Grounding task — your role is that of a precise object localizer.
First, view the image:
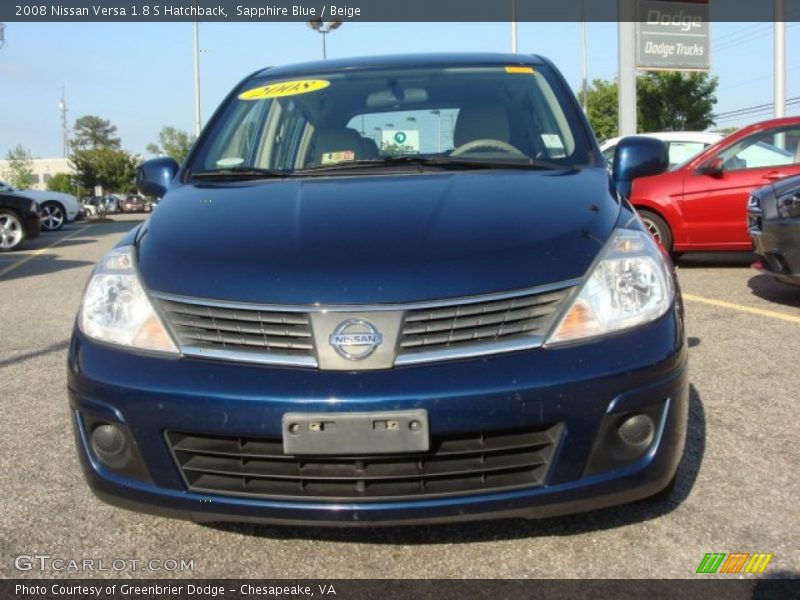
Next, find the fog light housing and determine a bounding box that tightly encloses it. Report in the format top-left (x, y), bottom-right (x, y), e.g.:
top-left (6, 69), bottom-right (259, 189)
top-left (584, 400), bottom-right (668, 476)
top-left (617, 414), bottom-right (655, 448)
top-left (90, 423), bottom-right (130, 469)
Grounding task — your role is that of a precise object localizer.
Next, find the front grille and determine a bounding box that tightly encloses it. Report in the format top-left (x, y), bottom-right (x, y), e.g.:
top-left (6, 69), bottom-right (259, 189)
top-left (167, 424), bottom-right (563, 501)
top-left (399, 288), bottom-right (571, 353)
top-left (159, 298), bottom-right (315, 360)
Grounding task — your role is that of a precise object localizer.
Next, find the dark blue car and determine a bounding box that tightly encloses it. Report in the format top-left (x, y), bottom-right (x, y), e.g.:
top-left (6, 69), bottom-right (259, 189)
top-left (68, 54), bottom-right (687, 526)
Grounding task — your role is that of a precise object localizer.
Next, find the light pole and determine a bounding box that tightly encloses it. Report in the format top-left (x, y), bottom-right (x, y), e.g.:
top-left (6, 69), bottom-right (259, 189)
top-left (580, 0), bottom-right (588, 114)
top-left (775, 0), bottom-right (786, 119)
top-left (58, 84), bottom-right (69, 158)
top-left (307, 20), bottom-right (343, 60)
top-left (193, 17), bottom-right (201, 137)
top-left (510, 0), bottom-right (518, 52)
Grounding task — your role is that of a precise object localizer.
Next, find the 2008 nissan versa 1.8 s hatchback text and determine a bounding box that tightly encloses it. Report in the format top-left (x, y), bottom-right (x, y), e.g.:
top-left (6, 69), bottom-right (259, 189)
top-left (68, 54), bottom-right (687, 526)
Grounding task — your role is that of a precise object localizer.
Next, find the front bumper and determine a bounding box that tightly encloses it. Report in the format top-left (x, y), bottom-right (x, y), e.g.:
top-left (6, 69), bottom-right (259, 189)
top-left (751, 218), bottom-right (800, 285)
top-left (65, 203), bottom-right (79, 222)
top-left (68, 306), bottom-right (688, 526)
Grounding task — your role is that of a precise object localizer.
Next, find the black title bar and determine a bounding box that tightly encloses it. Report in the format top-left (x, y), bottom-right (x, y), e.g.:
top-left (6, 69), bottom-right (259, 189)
top-left (2, 0), bottom-right (800, 22)
top-left (5, 579), bottom-right (800, 600)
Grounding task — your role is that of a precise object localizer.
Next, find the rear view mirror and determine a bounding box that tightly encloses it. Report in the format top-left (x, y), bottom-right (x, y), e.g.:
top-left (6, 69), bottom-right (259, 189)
top-left (612, 136), bottom-right (669, 200)
top-left (698, 157), bottom-right (724, 177)
top-left (136, 157), bottom-right (179, 198)
top-left (366, 88), bottom-right (428, 108)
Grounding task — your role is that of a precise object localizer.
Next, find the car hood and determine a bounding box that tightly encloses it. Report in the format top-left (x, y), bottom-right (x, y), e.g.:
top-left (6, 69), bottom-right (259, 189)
top-left (769, 173), bottom-right (800, 196)
top-left (137, 168), bottom-right (619, 304)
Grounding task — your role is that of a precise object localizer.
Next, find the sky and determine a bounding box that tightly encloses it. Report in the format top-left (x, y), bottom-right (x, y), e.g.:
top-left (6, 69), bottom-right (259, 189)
top-left (0, 19), bottom-right (798, 160)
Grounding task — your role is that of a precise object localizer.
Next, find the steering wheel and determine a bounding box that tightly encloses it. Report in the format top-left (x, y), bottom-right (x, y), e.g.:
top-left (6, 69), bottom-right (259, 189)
top-left (451, 138), bottom-right (526, 157)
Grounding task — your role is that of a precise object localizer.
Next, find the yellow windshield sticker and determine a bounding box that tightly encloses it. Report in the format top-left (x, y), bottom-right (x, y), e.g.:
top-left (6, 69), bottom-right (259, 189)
top-left (505, 66), bottom-right (535, 74)
top-left (239, 79), bottom-right (330, 100)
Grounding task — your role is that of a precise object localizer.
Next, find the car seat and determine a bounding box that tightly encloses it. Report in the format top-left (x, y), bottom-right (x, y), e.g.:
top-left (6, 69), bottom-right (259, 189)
top-left (307, 128), bottom-right (365, 165)
top-left (453, 105), bottom-right (512, 149)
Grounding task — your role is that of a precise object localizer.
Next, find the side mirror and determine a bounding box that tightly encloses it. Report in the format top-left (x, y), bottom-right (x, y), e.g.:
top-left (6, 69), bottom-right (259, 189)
top-left (136, 157), bottom-right (179, 198)
top-left (697, 157), bottom-right (724, 177)
top-left (612, 136), bottom-right (669, 200)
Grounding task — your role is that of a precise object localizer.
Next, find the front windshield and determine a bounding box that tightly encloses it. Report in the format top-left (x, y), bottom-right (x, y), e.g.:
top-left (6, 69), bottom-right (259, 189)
top-left (189, 64), bottom-right (591, 176)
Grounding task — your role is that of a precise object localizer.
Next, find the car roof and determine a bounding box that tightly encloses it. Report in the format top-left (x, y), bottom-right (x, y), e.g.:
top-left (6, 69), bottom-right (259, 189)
top-left (252, 53), bottom-right (547, 79)
top-left (600, 131), bottom-right (722, 149)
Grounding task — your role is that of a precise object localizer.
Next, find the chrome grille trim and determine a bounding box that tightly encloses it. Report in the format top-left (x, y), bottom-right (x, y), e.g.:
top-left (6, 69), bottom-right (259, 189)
top-left (152, 279), bottom-right (578, 368)
top-left (157, 298), bottom-right (318, 367)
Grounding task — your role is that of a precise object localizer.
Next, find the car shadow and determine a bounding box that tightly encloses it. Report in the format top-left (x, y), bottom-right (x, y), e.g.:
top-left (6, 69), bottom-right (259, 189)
top-left (0, 254), bottom-right (94, 282)
top-left (0, 219), bottom-right (145, 282)
top-left (0, 340), bottom-right (70, 368)
top-left (674, 252), bottom-right (755, 268)
top-left (204, 385), bottom-right (706, 544)
top-left (747, 274), bottom-right (800, 308)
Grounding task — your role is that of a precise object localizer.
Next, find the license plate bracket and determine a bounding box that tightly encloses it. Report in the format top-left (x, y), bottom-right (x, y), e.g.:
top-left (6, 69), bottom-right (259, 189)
top-left (282, 410), bottom-right (429, 455)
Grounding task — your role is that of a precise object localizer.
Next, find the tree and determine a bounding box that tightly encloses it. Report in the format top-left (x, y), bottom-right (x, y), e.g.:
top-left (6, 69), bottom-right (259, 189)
top-left (71, 148), bottom-right (138, 193)
top-left (637, 71), bottom-right (718, 132)
top-left (2, 145), bottom-right (35, 189)
top-left (584, 79), bottom-right (620, 142)
top-left (71, 115), bottom-right (121, 151)
top-left (146, 126), bottom-right (195, 164)
top-left (69, 115), bottom-right (136, 193)
top-left (46, 172), bottom-right (75, 194)
top-left (583, 72), bottom-right (718, 141)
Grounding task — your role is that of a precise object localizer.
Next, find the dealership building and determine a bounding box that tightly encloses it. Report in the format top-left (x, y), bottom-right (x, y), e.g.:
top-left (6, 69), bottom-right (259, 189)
top-left (0, 157), bottom-right (74, 191)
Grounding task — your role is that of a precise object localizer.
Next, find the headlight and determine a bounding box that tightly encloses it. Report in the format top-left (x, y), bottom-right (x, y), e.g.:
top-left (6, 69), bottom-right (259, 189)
top-left (547, 229), bottom-right (674, 345)
top-left (79, 246), bottom-right (178, 354)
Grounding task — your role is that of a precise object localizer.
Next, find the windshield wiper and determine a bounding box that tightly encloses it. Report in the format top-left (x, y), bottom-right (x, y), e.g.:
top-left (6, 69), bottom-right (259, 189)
top-left (299, 155), bottom-right (564, 173)
top-left (191, 166), bottom-right (293, 180)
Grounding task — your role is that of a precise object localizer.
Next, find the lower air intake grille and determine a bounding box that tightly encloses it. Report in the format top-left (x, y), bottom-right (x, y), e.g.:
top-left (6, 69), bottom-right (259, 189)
top-left (167, 424), bottom-right (563, 502)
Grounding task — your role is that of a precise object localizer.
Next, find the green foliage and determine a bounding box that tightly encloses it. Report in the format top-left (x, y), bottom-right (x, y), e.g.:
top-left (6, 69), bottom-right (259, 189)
top-left (69, 115), bottom-right (136, 193)
top-left (46, 172), bottom-right (75, 194)
top-left (584, 72), bottom-right (719, 140)
top-left (71, 115), bottom-right (121, 151)
top-left (146, 126), bottom-right (195, 164)
top-left (585, 79), bottom-right (620, 142)
top-left (70, 148), bottom-right (138, 193)
top-left (637, 72), bottom-right (718, 132)
top-left (2, 145), bottom-right (35, 189)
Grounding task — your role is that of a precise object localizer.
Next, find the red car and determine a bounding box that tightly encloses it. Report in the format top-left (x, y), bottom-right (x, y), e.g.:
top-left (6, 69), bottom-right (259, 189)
top-left (630, 117), bottom-right (800, 253)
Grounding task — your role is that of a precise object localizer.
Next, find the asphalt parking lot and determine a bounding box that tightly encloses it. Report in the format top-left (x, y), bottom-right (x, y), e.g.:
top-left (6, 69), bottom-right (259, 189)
top-left (1, 214), bottom-right (798, 579)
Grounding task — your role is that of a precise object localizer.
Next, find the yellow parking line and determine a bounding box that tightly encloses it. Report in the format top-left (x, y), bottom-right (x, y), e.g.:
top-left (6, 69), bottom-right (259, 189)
top-left (0, 224), bottom-right (93, 279)
top-left (683, 293), bottom-right (800, 325)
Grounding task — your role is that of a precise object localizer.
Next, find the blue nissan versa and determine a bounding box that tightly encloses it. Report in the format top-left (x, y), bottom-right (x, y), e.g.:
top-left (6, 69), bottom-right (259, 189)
top-left (68, 54), bottom-right (687, 526)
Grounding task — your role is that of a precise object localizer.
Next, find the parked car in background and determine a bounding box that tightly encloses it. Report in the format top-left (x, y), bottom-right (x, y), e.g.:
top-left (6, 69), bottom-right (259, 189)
top-left (81, 196), bottom-right (102, 217)
top-left (104, 195), bottom-right (122, 214)
top-left (628, 117), bottom-right (800, 253)
top-left (601, 131), bottom-right (722, 170)
top-left (0, 180), bottom-right (80, 231)
top-left (70, 53), bottom-right (686, 526)
top-left (0, 192), bottom-right (41, 252)
top-left (119, 194), bottom-right (149, 213)
top-left (749, 173), bottom-right (800, 285)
